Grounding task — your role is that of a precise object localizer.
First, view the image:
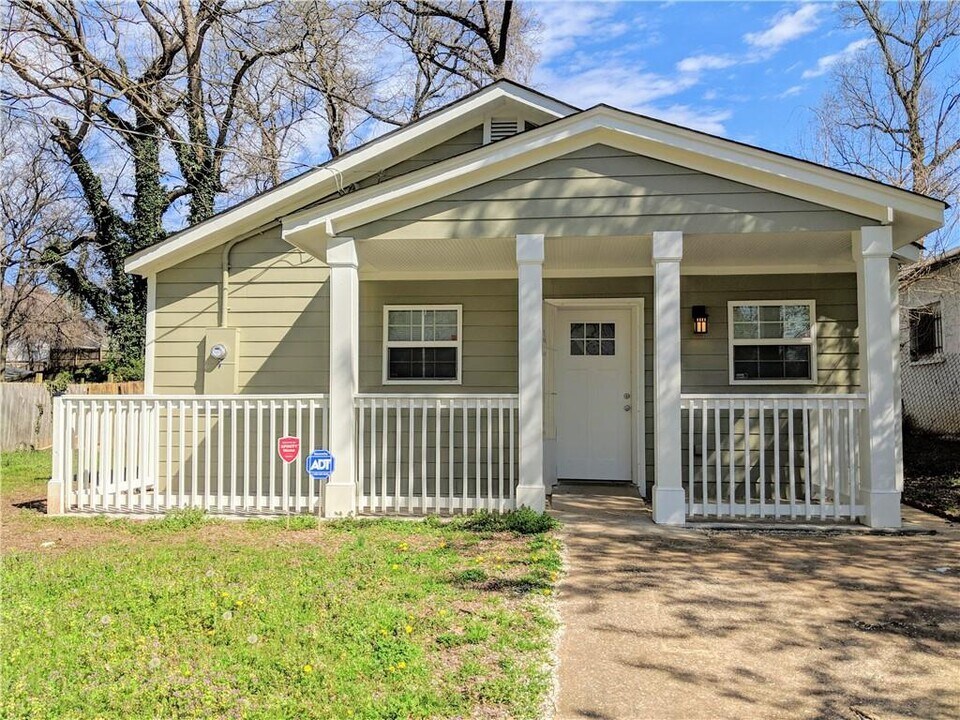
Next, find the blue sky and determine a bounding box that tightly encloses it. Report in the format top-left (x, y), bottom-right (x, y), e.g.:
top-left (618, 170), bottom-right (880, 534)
top-left (529, 1), bottom-right (869, 154)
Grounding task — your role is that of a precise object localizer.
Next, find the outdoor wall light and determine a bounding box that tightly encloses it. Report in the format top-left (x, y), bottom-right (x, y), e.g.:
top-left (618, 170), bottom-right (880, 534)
top-left (692, 306), bottom-right (709, 335)
top-left (209, 343), bottom-right (228, 362)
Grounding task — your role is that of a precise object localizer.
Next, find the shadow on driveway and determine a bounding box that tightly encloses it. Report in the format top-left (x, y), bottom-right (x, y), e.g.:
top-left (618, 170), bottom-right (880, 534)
top-left (550, 485), bottom-right (960, 720)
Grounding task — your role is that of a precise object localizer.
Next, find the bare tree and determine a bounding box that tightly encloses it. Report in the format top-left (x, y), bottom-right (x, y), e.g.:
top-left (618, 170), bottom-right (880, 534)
top-left (358, 0), bottom-right (538, 126)
top-left (813, 1), bottom-right (960, 260)
top-left (1, 0), bottom-right (310, 373)
top-left (1, 0), bottom-right (541, 375)
top-left (0, 118), bottom-right (87, 375)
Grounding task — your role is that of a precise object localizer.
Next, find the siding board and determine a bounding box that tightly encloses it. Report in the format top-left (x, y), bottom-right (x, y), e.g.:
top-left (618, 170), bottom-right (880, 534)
top-left (353, 144), bottom-right (873, 241)
top-left (154, 228), bottom-right (329, 394)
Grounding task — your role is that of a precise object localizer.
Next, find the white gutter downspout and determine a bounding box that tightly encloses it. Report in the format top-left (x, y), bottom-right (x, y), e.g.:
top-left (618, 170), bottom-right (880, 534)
top-left (219, 237), bottom-right (244, 328)
top-left (219, 226), bottom-right (272, 327)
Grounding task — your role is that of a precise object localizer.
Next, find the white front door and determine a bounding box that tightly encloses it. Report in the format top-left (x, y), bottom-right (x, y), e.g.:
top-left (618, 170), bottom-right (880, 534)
top-left (555, 308), bottom-right (633, 481)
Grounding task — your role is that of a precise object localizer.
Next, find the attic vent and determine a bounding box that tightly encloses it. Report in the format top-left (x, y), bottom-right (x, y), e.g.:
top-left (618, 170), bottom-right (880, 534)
top-left (487, 117), bottom-right (522, 143)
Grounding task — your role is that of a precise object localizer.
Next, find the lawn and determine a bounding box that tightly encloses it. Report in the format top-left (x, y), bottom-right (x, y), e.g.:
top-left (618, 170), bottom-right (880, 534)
top-left (1, 449), bottom-right (52, 495)
top-left (1, 451), bottom-right (561, 720)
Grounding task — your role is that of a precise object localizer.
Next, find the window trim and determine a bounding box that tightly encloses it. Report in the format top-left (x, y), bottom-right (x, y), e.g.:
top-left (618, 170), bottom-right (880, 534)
top-left (382, 304), bottom-right (463, 385)
top-left (727, 300), bottom-right (818, 386)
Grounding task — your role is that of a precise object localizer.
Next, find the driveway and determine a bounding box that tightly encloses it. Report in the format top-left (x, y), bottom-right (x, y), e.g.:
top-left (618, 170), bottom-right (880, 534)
top-left (550, 485), bottom-right (960, 720)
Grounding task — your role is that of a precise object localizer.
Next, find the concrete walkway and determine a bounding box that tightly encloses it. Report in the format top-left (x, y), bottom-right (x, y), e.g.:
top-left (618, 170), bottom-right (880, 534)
top-left (549, 484), bottom-right (960, 720)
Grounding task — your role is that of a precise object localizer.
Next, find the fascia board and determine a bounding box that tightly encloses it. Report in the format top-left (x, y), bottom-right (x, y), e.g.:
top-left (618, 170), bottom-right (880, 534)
top-left (599, 111), bottom-right (944, 232)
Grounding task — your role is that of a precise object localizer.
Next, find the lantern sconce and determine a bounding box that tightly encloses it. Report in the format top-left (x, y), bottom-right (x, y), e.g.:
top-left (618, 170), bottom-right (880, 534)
top-left (692, 306), bottom-right (709, 335)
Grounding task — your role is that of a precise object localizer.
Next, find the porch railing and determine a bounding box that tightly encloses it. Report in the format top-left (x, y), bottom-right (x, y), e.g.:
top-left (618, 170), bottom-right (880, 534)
top-left (355, 394), bottom-right (519, 514)
top-left (52, 394), bottom-right (328, 514)
top-left (680, 394), bottom-right (867, 521)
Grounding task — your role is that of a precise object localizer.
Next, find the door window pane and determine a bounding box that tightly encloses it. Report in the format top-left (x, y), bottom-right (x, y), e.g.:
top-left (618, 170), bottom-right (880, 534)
top-left (571, 321), bottom-right (616, 357)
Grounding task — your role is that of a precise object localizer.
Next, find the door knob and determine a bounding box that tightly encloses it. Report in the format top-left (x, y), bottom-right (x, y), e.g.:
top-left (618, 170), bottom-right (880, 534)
top-left (624, 404), bottom-right (632, 412)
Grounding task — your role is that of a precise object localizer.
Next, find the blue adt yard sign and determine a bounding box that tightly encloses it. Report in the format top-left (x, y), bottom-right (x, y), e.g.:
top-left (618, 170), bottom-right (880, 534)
top-left (306, 449), bottom-right (335, 481)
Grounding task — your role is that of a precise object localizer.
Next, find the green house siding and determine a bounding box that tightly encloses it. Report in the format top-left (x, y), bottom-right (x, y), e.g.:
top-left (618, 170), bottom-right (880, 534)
top-left (352, 144), bottom-right (874, 241)
top-left (154, 228), bottom-right (329, 394)
top-left (359, 280), bottom-right (518, 394)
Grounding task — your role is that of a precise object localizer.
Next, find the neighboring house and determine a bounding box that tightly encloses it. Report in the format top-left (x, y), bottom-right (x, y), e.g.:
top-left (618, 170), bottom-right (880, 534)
top-left (5, 340), bottom-right (103, 375)
top-left (900, 248), bottom-right (960, 436)
top-left (2, 286), bottom-right (105, 376)
top-left (47, 81), bottom-right (945, 529)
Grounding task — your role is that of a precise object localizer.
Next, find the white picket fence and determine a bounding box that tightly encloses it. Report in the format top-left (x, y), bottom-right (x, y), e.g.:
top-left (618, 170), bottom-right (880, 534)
top-left (52, 395), bottom-right (328, 514)
top-left (355, 394), bottom-right (519, 514)
top-left (680, 394), bottom-right (867, 521)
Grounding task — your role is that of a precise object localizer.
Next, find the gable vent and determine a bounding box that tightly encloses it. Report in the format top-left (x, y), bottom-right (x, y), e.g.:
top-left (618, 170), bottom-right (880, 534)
top-left (487, 117), bottom-right (522, 143)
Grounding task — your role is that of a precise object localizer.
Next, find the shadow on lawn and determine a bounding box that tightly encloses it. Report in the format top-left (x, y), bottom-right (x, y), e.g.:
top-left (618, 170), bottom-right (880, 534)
top-left (12, 498), bottom-right (47, 513)
top-left (557, 502), bottom-right (959, 719)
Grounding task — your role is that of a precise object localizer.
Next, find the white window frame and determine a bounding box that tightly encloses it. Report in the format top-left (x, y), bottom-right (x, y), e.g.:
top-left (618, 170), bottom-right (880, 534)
top-left (727, 300), bottom-right (818, 385)
top-left (382, 304), bottom-right (463, 385)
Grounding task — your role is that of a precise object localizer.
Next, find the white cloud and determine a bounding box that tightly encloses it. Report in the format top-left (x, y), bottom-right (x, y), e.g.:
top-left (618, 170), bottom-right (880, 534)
top-left (744, 4), bottom-right (824, 52)
top-left (676, 54), bottom-right (738, 74)
top-left (777, 85), bottom-right (804, 99)
top-left (801, 38), bottom-right (873, 78)
top-left (535, 61), bottom-right (731, 135)
top-left (536, 64), bottom-right (699, 110)
top-left (639, 105), bottom-right (733, 135)
top-left (534, 2), bottom-right (630, 63)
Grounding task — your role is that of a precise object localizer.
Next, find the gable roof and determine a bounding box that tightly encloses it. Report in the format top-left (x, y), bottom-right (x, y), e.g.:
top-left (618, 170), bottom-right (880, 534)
top-left (125, 81), bottom-right (577, 275)
top-left (127, 80), bottom-right (946, 275)
top-left (281, 103), bottom-right (945, 253)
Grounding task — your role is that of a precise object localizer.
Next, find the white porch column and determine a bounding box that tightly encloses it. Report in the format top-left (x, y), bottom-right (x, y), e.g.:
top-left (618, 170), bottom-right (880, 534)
top-left (325, 236), bottom-right (359, 517)
top-left (652, 231), bottom-right (685, 525)
top-left (855, 226), bottom-right (901, 528)
top-left (890, 256), bottom-right (904, 493)
top-left (516, 233), bottom-right (545, 512)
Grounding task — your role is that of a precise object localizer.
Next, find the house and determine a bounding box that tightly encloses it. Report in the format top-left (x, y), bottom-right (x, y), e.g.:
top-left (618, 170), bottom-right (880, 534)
top-left (2, 285), bottom-right (105, 377)
top-left (900, 248), bottom-right (960, 436)
top-left (47, 81), bottom-right (946, 528)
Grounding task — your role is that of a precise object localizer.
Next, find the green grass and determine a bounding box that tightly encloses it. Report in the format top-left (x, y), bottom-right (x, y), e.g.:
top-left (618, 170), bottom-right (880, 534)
top-left (1, 449), bottom-right (52, 493)
top-left (1, 451), bottom-right (561, 719)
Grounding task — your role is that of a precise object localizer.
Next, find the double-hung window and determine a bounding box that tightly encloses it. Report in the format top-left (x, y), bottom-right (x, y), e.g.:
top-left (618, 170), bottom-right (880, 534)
top-left (383, 305), bottom-right (462, 384)
top-left (728, 300), bottom-right (817, 384)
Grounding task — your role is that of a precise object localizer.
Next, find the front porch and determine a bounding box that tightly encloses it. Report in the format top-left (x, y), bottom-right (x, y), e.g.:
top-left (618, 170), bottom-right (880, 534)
top-left (49, 228), bottom-right (904, 527)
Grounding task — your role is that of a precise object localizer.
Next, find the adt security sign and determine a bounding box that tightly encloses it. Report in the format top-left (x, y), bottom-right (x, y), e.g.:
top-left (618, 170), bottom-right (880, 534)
top-left (306, 449), bottom-right (335, 481)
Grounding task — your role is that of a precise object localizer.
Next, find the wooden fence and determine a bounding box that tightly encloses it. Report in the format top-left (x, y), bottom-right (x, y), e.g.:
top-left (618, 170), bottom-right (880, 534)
top-left (0, 381), bottom-right (143, 451)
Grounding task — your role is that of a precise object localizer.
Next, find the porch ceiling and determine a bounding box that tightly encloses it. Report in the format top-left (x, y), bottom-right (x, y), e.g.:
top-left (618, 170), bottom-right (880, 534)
top-left (355, 231), bottom-right (854, 277)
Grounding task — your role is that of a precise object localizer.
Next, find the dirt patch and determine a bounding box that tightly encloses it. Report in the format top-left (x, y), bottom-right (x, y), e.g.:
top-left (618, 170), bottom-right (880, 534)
top-left (0, 485), bottom-right (352, 555)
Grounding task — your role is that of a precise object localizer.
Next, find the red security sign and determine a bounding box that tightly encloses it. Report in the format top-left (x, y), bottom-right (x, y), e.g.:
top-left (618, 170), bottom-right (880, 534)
top-left (277, 436), bottom-right (300, 464)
